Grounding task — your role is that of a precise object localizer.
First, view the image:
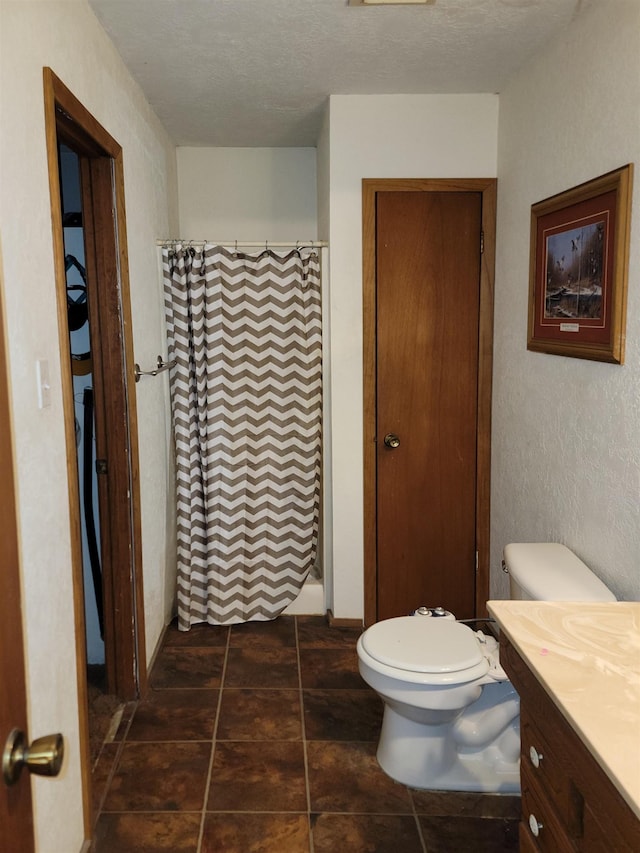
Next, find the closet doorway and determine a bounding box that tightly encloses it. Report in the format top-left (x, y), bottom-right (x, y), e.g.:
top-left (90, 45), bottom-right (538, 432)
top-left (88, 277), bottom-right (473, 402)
top-left (59, 144), bottom-right (106, 684)
top-left (43, 68), bottom-right (146, 827)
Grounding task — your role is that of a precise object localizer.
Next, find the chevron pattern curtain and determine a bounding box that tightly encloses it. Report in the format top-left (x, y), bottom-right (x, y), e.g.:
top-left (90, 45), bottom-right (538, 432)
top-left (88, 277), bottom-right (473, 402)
top-left (162, 244), bottom-right (322, 629)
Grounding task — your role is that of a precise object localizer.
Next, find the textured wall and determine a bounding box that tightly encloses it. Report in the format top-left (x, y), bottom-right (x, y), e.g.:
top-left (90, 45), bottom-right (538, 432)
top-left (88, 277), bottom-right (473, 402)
top-left (0, 2), bottom-right (177, 849)
top-left (492, 0), bottom-right (640, 601)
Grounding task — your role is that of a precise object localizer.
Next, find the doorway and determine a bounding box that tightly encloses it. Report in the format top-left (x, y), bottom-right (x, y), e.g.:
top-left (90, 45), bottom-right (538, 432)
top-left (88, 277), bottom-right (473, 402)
top-left (59, 145), bottom-right (105, 675)
top-left (362, 178), bottom-right (496, 626)
top-left (43, 68), bottom-right (147, 829)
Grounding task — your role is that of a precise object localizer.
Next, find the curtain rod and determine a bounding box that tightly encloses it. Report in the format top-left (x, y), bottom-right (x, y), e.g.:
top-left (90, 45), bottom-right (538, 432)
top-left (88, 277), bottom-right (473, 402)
top-left (157, 239), bottom-right (328, 249)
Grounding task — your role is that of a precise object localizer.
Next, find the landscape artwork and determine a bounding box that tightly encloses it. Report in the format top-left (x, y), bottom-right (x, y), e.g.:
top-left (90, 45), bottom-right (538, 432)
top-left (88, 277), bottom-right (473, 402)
top-left (544, 219), bottom-right (606, 321)
top-left (527, 164), bottom-right (633, 364)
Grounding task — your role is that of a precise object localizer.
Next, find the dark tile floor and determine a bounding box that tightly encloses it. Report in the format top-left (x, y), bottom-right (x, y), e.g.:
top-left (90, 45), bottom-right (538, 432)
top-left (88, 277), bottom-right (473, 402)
top-left (90, 615), bottom-right (520, 852)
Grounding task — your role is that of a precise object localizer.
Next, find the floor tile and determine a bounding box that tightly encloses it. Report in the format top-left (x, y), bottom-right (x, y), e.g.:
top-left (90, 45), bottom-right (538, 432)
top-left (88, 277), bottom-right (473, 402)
top-left (201, 813), bottom-right (310, 853)
top-left (149, 646), bottom-right (225, 689)
top-left (111, 700), bottom-right (137, 741)
top-left (217, 688), bottom-right (302, 740)
top-left (92, 614), bottom-right (523, 853)
top-left (411, 788), bottom-right (521, 818)
top-left (303, 689), bottom-right (382, 741)
top-left (299, 648), bottom-right (366, 689)
top-left (418, 815), bottom-right (519, 852)
top-left (127, 689), bottom-right (218, 741)
top-left (163, 618), bottom-right (229, 647)
top-left (307, 741), bottom-right (413, 814)
top-left (91, 743), bottom-right (120, 816)
top-left (229, 614), bottom-right (297, 648)
top-left (224, 646), bottom-right (299, 688)
top-left (103, 741), bottom-right (211, 811)
top-left (297, 615), bottom-right (362, 648)
top-left (208, 740), bottom-right (307, 812)
top-left (311, 813), bottom-right (423, 853)
top-left (91, 812), bottom-right (201, 852)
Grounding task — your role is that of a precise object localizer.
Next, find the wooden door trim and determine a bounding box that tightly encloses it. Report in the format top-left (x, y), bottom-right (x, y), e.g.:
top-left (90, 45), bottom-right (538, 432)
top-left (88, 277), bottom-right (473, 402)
top-left (362, 178), bottom-right (497, 626)
top-left (0, 242), bottom-right (35, 853)
top-left (42, 70), bottom-right (92, 837)
top-left (43, 65), bottom-right (147, 835)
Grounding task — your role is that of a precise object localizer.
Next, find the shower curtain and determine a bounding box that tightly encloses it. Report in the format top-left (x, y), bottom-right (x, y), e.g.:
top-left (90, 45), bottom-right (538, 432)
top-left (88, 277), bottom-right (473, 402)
top-left (162, 244), bottom-right (322, 629)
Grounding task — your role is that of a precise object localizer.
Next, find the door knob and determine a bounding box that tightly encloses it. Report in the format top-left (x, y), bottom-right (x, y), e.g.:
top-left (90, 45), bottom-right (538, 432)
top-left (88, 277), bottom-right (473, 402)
top-left (2, 728), bottom-right (64, 786)
top-left (383, 433), bottom-right (400, 449)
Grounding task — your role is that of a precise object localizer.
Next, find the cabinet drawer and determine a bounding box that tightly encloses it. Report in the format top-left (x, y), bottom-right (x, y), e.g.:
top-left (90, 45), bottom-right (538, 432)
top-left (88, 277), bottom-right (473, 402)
top-left (521, 761), bottom-right (640, 853)
top-left (521, 702), bottom-right (639, 850)
top-left (520, 764), bottom-right (574, 853)
top-left (520, 711), bottom-right (582, 833)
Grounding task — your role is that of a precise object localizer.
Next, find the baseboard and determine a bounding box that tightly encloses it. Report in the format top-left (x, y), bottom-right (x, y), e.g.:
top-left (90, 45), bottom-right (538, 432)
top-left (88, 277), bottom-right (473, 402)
top-left (326, 609), bottom-right (363, 629)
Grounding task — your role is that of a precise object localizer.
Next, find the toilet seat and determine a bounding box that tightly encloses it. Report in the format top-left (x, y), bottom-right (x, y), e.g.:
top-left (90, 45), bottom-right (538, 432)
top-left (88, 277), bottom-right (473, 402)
top-left (360, 617), bottom-right (490, 685)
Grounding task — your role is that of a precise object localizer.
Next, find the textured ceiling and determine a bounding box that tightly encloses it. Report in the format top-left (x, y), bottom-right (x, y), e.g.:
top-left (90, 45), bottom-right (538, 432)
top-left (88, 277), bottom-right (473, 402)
top-left (89, 0), bottom-right (592, 147)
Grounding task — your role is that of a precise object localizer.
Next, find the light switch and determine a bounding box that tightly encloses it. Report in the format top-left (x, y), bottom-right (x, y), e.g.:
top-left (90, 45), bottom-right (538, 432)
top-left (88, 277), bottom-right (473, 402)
top-left (36, 359), bottom-right (51, 409)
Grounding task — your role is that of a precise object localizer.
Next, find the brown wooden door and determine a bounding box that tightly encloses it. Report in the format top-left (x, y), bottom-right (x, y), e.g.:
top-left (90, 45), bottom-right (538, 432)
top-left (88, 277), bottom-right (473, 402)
top-left (375, 190), bottom-right (482, 621)
top-left (0, 260), bottom-right (35, 853)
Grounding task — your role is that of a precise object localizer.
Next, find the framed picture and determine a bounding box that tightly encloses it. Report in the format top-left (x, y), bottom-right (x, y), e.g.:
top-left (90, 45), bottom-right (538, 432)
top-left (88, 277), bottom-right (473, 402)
top-left (528, 164), bottom-right (633, 364)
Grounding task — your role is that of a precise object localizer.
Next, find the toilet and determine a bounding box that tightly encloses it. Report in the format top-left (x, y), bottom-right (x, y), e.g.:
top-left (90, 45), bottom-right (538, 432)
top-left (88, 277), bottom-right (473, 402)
top-left (357, 543), bottom-right (616, 792)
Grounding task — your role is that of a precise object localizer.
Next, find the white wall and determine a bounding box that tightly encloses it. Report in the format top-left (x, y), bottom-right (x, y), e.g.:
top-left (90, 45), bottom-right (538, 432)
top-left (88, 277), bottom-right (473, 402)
top-left (0, 2), bottom-right (178, 850)
top-left (177, 147), bottom-right (317, 241)
top-left (327, 95), bottom-right (499, 618)
top-left (491, 0), bottom-right (640, 601)
top-left (316, 107), bottom-right (331, 244)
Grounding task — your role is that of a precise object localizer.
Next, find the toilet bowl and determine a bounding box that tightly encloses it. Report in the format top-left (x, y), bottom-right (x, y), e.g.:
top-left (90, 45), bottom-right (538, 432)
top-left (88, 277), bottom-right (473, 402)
top-left (357, 615), bottom-right (521, 791)
top-left (357, 543), bottom-right (616, 792)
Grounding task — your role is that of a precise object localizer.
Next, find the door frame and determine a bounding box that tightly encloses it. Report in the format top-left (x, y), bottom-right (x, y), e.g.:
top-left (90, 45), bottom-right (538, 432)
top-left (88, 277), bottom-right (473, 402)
top-left (43, 67), bottom-right (147, 830)
top-left (362, 178), bottom-right (497, 626)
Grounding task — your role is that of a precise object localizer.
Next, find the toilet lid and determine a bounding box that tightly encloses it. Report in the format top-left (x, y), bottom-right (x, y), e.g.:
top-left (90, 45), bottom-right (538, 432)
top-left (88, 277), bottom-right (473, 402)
top-left (361, 617), bottom-right (485, 675)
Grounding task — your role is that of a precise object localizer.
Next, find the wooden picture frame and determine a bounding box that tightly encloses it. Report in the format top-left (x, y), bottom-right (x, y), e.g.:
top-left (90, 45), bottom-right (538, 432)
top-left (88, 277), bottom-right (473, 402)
top-left (528, 164), bottom-right (633, 364)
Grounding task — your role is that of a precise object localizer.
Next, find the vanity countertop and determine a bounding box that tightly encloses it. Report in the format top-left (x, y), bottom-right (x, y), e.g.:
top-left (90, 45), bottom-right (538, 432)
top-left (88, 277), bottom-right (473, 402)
top-left (487, 600), bottom-right (640, 819)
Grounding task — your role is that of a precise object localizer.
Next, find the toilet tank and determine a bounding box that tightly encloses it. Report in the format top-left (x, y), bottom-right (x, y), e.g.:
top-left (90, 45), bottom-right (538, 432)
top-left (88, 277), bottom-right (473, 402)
top-left (503, 543), bottom-right (617, 602)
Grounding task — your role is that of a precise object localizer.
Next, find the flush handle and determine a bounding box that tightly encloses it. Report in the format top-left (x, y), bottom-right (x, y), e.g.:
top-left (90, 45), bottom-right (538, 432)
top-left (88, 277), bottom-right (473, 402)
top-left (383, 433), bottom-right (400, 449)
top-left (2, 729), bottom-right (64, 786)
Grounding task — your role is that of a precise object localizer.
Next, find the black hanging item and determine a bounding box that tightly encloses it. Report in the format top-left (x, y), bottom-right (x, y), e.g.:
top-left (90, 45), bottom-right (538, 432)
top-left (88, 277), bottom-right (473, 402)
top-left (82, 387), bottom-right (104, 638)
top-left (65, 254), bottom-right (89, 332)
top-left (67, 285), bottom-right (88, 331)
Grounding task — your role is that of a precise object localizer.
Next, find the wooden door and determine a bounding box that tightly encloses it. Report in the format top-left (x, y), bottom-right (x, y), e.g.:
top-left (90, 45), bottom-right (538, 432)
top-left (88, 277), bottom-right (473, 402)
top-left (363, 180), bottom-right (496, 624)
top-left (0, 253), bottom-right (35, 853)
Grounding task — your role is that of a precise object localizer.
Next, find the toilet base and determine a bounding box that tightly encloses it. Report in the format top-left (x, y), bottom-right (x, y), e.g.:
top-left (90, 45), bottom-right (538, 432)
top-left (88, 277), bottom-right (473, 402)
top-left (376, 705), bottom-right (521, 793)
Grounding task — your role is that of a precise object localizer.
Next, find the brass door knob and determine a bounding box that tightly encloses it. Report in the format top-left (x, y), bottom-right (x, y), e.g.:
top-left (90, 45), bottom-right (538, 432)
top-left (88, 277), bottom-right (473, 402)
top-left (383, 433), bottom-right (400, 449)
top-left (2, 729), bottom-right (64, 786)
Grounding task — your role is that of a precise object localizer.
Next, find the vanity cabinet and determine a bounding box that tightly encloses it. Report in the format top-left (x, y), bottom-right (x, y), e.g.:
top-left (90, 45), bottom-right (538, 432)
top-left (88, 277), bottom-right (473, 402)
top-left (499, 633), bottom-right (640, 852)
